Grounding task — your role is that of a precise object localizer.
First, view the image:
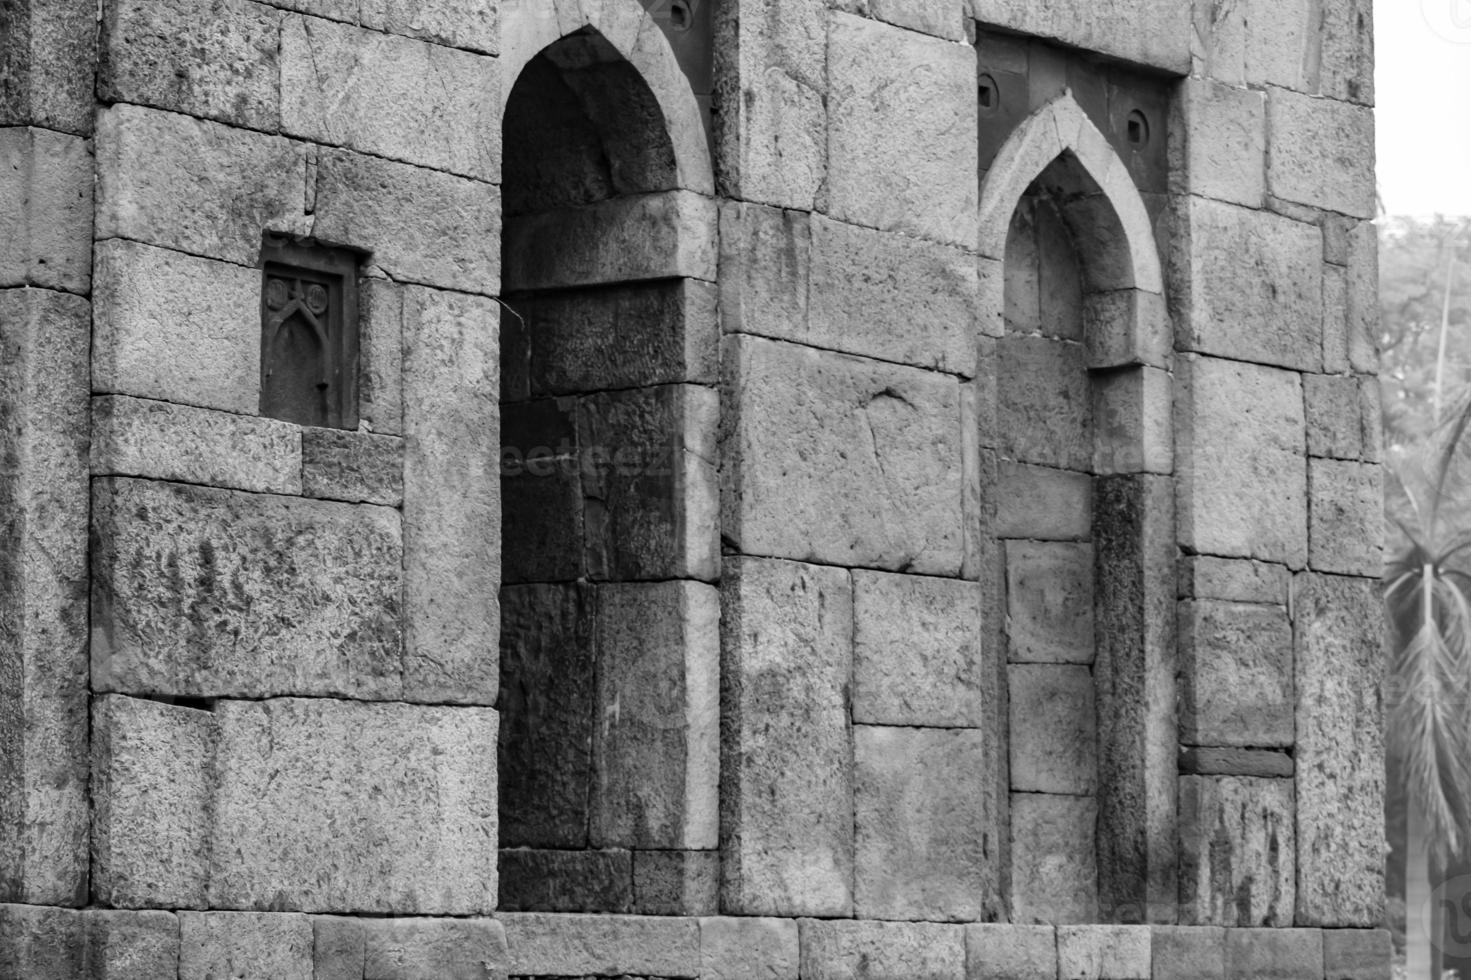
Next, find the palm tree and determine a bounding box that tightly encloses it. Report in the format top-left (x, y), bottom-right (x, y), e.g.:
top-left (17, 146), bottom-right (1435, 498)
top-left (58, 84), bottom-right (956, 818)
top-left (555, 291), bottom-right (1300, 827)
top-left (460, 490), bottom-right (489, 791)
top-left (1385, 392), bottom-right (1471, 979)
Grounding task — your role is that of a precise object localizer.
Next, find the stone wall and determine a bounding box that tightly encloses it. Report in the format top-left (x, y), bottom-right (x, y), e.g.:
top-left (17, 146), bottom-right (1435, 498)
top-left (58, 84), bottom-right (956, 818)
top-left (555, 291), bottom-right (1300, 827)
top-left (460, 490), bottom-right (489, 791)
top-left (0, 0), bottom-right (1389, 977)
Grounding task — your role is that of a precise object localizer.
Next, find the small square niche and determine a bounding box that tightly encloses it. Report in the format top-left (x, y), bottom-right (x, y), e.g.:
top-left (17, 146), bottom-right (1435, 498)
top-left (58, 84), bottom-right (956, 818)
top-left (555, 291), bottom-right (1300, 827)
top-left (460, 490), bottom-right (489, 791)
top-left (259, 234), bottom-right (361, 429)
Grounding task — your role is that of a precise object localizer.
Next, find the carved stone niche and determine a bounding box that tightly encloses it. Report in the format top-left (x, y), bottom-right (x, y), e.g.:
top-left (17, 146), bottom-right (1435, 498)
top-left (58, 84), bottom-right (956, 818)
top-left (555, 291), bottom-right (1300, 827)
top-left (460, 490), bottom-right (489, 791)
top-left (259, 234), bottom-right (362, 429)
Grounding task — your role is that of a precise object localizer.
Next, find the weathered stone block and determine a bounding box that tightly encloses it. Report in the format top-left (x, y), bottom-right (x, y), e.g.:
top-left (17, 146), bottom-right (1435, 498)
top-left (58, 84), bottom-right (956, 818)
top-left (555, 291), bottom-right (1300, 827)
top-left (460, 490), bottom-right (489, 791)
top-left (301, 428), bottom-right (404, 506)
top-left (1170, 78), bottom-right (1265, 208)
top-left (100, 0), bottom-right (280, 130)
top-left (1178, 775), bottom-right (1295, 927)
top-left (503, 190), bottom-right (717, 292)
top-left (360, 279), bottom-right (404, 435)
top-left (854, 726), bottom-right (988, 922)
top-left (1093, 366), bottom-right (1172, 476)
top-left (591, 582), bottom-right (719, 850)
top-left (1320, 0), bottom-right (1373, 104)
top-left (499, 912), bottom-right (699, 978)
top-left (92, 395), bottom-right (302, 495)
top-left (1011, 792), bottom-right (1098, 924)
top-left (363, 0), bottom-right (497, 53)
top-left (497, 848), bottom-right (632, 913)
top-left (1008, 664), bottom-right (1096, 794)
top-left (1151, 926), bottom-right (1225, 980)
top-left (313, 150), bottom-right (500, 295)
top-left (281, 16), bottom-right (497, 181)
top-left (498, 583), bottom-right (595, 849)
top-left (716, 201), bottom-right (810, 343)
top-left (700, 916), bottom-right (800, 980)
top-left (95, 105), bottom-right (308, 266)
top-left (1223, 928), bottom-right (1324, 980)
top-left (799, 919), bottom-right (966, 980)
top-left (995, 462), bottom-right (1092, 541)
top-left (0, 0), bottom-right (98, 134)
top-left (0, 127), bottom-right (93, 292)
top-left (500, 398), bottom-right (583, 585)
top-left (1179, 748), bottom-right (1294, 778)
top-left (1359, 377), bottom-right (1384, 463)
top-left (1083, 290), bottom-right (1172, 372)
top-left (579, 384), bottom-right (720, 583)
top-left (965, 924), bottom-right (1058, 980)
top-left (1056, 925), bottom-right (1150, 979)
top-left (92, 478), bottom-right (403, 700)
top-left (401, 287), bottom-right (500, 702)
top-left (1345, 223), bottom-right (1379, 374)
top-left (720, 558), bottom-right (854, 917)
top-left (0, 904), bottom-right (83, 979)
top-left (209, 699), bottom-right (498, 914)
top-left (1294, 574), bottom-right (1386, 927)
top-left (178, 911), bottom-right (312, 980)
top-left (998, 335), bottom-right (1093, 471)
top-left (1308, 459), bottom-right (1383, 576)
top-left (313, 916), bottom-right (366, 980)
top-left (1189, 0), bottom-right (1316, 90)
top-left (85, 909), bottom-right (180, 980)
top-left (1267, 90), bottom-right (1376, 219)
top-left (1178, 599), bottom-right (1293, 748)
top-left (92, 239), bottom-right (261, 415)
top-left (722, 336), bottom-right (964, 575)
top-left (972, 0), bottom-right (1190, 73)
top-left (1177, 556), bottom-right (1289, 604)
top-left (826, 13), bottom-right (978, 248)
top-left (361, 917), bottom-right (508, 980)
top-left (1176, 356), bottom-right (1307, 567)
top-left (1005, 541), bottom-right (1095, 664)
top-left (1171, 199), bottom-right (1322, 372)
top-left (91, 695), bottom-right (215, 909)
top-left (852, 571), bottom-right (983, 727)
top-left (1322, 929), bottom-right (1391, 980)
top-left (1304, 374), bottom-right (1363, 459)
top-left (1322, 266), bottom-right (1350, 374)
top-left (861, 0), bottom-right (967, 39)
top-left (634, 849), bottom-right (719, 916)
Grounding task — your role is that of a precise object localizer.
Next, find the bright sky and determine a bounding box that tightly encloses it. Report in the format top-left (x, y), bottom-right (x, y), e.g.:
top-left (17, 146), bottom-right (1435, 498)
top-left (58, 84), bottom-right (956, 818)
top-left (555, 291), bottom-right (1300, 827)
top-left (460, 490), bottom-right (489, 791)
top-left (1374, 0), bottom-right (1471, 217)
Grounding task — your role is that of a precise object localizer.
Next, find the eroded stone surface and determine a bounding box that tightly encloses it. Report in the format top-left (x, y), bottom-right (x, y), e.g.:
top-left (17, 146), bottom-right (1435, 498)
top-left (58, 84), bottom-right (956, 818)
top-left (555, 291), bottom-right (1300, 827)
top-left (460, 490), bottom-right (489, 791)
top-left (498, 848), bottom-right (632, 914)
top-left (0, 127), bottom-right (93, 292)
top-left (1178, 600), bottom-right (1293, 748)
top-left (799, 919), bottom-right (966, 980)
top-left (1178, 775), bottom-right (1295, 927)
top-left (85, 909), bottom-right (181, 980)
top-left (177, 911), bottom-right (312, 980)
top-left (301, 428), bottom-right (404, 507)
top-left (1005, 541), bottom-right (1095, 664)
top-left (1008, 664), bottom-right (1096, 794)
top-left (966, 923), bottom-right (1058, 980)
top-left (1011, 792), bottom-right (1098, 924)
top-left (1056, 925), bottom-right (1151, 980)
top-left (700, 916), bottom-right (800, 980)
top-left (500, 913), bottom-right (699, 979)
top-left (1267, 89), bottom-right (1376, 219)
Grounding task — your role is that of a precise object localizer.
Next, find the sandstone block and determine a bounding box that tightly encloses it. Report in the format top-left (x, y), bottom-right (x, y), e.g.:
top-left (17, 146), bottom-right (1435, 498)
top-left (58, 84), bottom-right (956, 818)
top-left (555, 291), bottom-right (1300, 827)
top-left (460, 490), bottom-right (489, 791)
top-left (85, 909), bottom-right (181, 980)
top-left (360, 279), bottom-right (404, 434)
top-left (503, 190), bottom-right (717, 292)
top-left (591, 582), bottom-right (719, 850)
top-left (208, 699), bottom-right (498, 914)
top-left (1178, 748), bottom-right (1294, 778)
top-left (95, 105), bottom-right (308, 266)
top-left (1093, 366), bottom-right (1172, 476)
top-left (862, 0), bottom-right (966, 39)
top-left (401, 287), bottom-right (500, 702)
top-left (362, 0), bottom-right (498, 53)
top-left (1151, 926), bottom-right (1225, 980)
top-left (498, 583), bottom-right (595, 849)
top-left (722, 336), bottom-right (964, 575)
top-left (720, 558), bottom-right (854, 917)
top-left (313, 916), bottom-right (367, 980)
top-left (0, 0), bottom-right (97, 133)
top-left (1304, 374), bottom-right (1363, 459)
top-left (1322, 266), bottom-right (1350, 374)
top-left (634, 849), bottom-right (719, 916)
top-left (100, 0), bottom-right (280, 130)
top-left (281, 16), bottom-right (497, 181)
top-left (1011, 792), bottom-right (1098, 924)
top-left (1294, 574), bottom-right (1386, 927)
top-left (715, 201), bottom-right (809, 344)
top-left (1178, 775), bottom-right (1295, 927)
top-left (852, 571), bottom-right (983, 727)
top-left (1267, 90), bottom-right (1375, 219)
top-left (1005, 541), bottom-right (1095, 664)
top-left (854, 726), bottom-right (989, 922)
top-left (92, 395), bottom-right (302, 495)
top-left (995, 462), bottom-right (1093, 541)
top-left (178, 911), bottom-right (312, 980)
top-left (92, 478), bottom-right (403, 700)
top-left (1176, 356), bottom-right (1307, 567)
top-left (301, 428), bottom-right (404, 506)
top-left (1322, 929), bottom-right (1391, 980)
top-left (826, 13), bottom-right (978, 248)
top-left (1224, 928), bottom-right (1324, 980)
top-left (1320, 0), bottom-right (1373, 104)
top-left (1056, 925), bottom-right (1150, 979)
top-left (0, 127), bottom-right (93, 292)
top-left (1308, 459), bottom-right (1383, 576)
top-left (497, 848), bottom-right (632, 913)
top-left (998, 335), bottom-right (1093, 471)
top-left (970, 0), bottom-right (1189, 73)
top-left (313, 150), bottom-right (500, 295)
top-left (1359, 378), bottom-right (1384, 463)
top-left (1177, 556), bottom-right (1289, 604)
top-left (965, 924), bottom-right (1058, 980)
top-left (1189, 0), bottom-right (1315, 90)
top-left (1178, 600), bottom-right (1293, 748)
top-left (499, 912), bottom-right (699, 978)
top-left (361, 917), bottom-right (508, 980)
top-left (1083, 290), bottom-right (1173, 372)
top-left (0, 904), bottom-right (83, 979)
top-left (799, 919), bottom-right (966, 980)
top-left (92, 239), bottom-right (261, 414)
top-left (91, 696), bottom-right (216, 909)
top-left (1172, 199), bottom-right (1322, 372)
top-left (579, 384), bottom-right (720, 583)
top-left (1008, 664), bottom-right (1096, 794)
top-left (1170, 78), bottom-right (1265, 208)
top-left (1345, 223), bottom-right (1379, 374)
top-left (500, 397), bottom-right (583, 585)
top-left (700, 916), bottom-right (800, 980)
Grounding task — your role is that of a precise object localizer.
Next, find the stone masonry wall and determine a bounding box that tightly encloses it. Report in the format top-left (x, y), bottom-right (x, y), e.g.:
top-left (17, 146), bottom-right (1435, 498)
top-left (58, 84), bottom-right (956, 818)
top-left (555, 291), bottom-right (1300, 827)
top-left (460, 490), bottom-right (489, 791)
top-left (0, 0), bottom-right (1389, 977)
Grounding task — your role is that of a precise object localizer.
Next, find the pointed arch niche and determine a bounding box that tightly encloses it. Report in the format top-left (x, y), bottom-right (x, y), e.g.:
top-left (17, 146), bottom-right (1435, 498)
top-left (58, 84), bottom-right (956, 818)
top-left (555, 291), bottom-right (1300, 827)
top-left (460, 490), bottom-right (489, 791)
top-left (978, 95), bottom-right (1177, 926)
top-left (495, 1), bottom-right (720, 915)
